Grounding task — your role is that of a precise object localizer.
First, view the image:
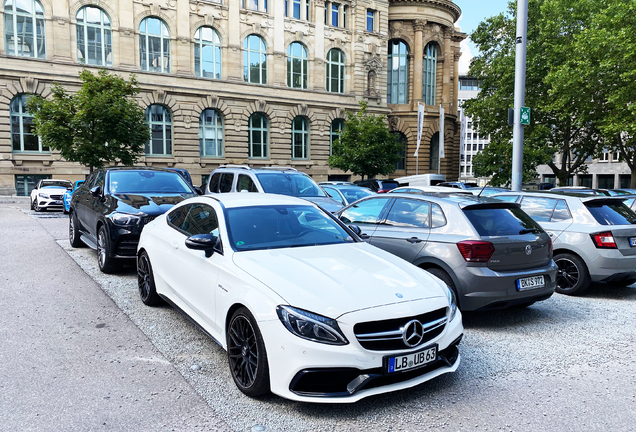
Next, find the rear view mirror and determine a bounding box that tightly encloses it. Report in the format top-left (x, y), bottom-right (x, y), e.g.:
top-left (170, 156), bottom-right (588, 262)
top-left (194, 186), bottom-right (204, 195)
top-left (348, 225), bottom-right (362, 236)
top-left (185, 234), bottom-right (219, 257)
top-left (90, 186), bottom-right (102, 197)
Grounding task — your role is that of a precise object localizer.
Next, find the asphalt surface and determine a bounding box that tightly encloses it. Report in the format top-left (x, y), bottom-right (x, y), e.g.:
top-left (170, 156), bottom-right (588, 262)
top-left (2, 202), bottom-right (636, 431)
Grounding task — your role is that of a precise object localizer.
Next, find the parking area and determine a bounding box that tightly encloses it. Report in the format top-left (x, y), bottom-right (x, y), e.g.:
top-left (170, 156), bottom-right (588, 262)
top-left (17, 204), bottom-right (636, 431)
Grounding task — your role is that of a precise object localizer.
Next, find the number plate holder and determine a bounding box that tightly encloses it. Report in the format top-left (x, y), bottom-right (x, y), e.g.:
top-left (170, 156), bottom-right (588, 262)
top-left (516, 275), bottom-right (546, 291)
top-left (629, 237), bottom-right (636, 247)
top-left (383, 344), bottom-right (438, 374)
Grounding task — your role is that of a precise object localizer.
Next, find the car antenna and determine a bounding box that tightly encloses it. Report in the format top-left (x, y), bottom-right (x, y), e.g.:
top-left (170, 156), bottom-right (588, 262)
top-left (476, 177), bottom-right (492, 198)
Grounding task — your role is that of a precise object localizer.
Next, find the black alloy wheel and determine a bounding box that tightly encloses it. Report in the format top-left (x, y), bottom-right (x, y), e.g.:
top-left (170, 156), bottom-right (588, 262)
top-left (97, 226), bottom-right (120, 274)
top-left (137, 251), bottom-right (163, 306)
top-left (227, 307), bottom-right (270, 397)
top-left (554, 252), bottom-right (591, 295)
top-left (69, 211), bottom-right (84, 248)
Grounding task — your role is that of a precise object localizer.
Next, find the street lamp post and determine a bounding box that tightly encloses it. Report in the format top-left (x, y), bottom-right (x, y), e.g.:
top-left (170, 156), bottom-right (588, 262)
top-left (511, 0), bottom-right (529, 191)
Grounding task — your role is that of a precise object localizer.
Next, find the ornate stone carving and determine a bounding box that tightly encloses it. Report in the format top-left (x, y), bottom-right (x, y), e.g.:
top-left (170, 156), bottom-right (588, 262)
top-left (413, 19), bottom-right (426, 32)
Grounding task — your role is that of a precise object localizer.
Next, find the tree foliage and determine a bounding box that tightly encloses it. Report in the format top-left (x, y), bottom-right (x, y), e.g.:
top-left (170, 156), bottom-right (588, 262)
top-left (26, 69), bottom-right (149, 172)
top-left (464, 0), bottom-right (605, 186)
top-left (328, 101), bottom-right (402, 180)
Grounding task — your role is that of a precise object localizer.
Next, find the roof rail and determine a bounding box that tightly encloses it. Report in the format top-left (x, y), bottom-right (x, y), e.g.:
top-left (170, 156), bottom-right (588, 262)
top-left (259, 166), bottom-right (299, 171)
top-left (218, 164), bottom-right (251, 170)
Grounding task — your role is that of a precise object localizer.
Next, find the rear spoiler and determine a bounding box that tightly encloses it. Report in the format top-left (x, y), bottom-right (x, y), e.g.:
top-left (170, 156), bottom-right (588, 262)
top-left (460, 202), bottom-right (521, 210)
top-left (581, 197), bottom-right (629, 206)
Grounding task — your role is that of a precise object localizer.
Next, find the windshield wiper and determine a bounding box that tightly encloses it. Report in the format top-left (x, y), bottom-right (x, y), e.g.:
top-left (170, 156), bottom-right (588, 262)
top-left (519, 228), bottom-right (542, 234)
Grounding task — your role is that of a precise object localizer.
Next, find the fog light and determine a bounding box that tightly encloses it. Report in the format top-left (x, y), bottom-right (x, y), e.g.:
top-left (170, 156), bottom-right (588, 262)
top-left (118, 228), bottom-right (131, 235)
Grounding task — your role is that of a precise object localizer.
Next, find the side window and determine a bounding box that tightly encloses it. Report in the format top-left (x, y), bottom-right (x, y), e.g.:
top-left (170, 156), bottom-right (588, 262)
top-left (340, 198), bottom-right (390, 224)
top-left (519, 196), bottom-right (557, 222)
top-left (181, 204), bottom-right (219, 237)
top-left (167, 204), bottom-right (189, 229)
top-left (237, 174), bottom-right (258, 192)
top-left (494, 195), bottom-right (519, 203)
top-left (208, 172), bottom-right (221, 192)
top-left (385, 199), bottom-right (430, 228)
top-left (219, 173), bottom-right (234, 193)
top-left (324, 187), bottom-right (344, 204)
top-left (84, 172), bottom-right (97, 189)
top-left (431, 204), bottom-right (447, 228)
top-left (551, 200), bottom-right (572, 222)
top-left (93, 171), bottom-right (105, 189)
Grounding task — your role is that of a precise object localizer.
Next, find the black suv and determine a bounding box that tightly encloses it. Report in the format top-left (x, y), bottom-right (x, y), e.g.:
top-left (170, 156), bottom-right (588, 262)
top-left (68, 167), bottom-right (198, 273)
top-left (354, 179), bottom-right (399, 193)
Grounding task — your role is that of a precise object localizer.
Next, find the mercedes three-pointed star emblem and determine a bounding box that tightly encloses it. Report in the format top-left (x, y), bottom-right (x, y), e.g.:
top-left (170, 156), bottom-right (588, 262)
top-left (402, 319), bottom-right (425, 347)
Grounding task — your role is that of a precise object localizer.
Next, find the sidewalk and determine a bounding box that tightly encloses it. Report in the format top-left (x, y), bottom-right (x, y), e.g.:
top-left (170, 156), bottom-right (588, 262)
top-left (0, 204), bottom-right (231, 432)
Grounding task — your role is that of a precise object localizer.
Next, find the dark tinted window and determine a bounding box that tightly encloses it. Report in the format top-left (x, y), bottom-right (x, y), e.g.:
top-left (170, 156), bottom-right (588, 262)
top-left (431, 204), bottom-right (446, 228)
top-left (338, 187), bottom-right (374, 203)
top-left (181, 204), bottom-right (219, 236)
top-left (585, 201), bottom-right (636, 225)
top-left (385, 199), bottom-right (430, 228)
top-left (551, 200), bottom-right (572, 222)
top-left (109, 171), bottom-right (192, 194)
top-left (168, 204), bottom-right (189, 228)
top-left (520, 196), bottom-right (558, 222)
top-left (93, 171), bottom-right (105, 189)
top-left (340, 198), bottom-right (390, 224)
top-left (237, 174), bottom-right (258, 192)
top-left (377, 181), bottom-right (399, 191)
top-left (255, 173), bottom-right (326, 197)
top-left (208, 173), bottom-right (221, 192)
top-left (219, 173), bottom-right (234, 193)
top-left (464, 206), bottom-right (543, 237)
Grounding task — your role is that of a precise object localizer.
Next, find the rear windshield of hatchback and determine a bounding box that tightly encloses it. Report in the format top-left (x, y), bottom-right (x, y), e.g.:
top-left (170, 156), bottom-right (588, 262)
top-left (463, 206), bottom-right (543, 237)
top-left (585, 202), bottom-right (636, 225)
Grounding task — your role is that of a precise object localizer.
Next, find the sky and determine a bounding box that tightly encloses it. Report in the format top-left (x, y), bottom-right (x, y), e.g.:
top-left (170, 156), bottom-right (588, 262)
top-left (453, 0), bottom-right (511, 75)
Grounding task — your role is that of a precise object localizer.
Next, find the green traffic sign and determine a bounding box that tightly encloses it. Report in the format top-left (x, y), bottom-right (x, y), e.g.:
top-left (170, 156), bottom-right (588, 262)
top-left (520, 107), bottom-right (531, 125)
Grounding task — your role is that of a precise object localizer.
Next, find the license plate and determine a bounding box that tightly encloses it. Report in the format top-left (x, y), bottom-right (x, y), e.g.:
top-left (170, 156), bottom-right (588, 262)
top-left (630, 237), bottom-right (636, 247)
top-left (55, 201), bottom-right (61, 204)
top-left (516, 275), bottom-right (545, 291)
top-left (385, 345), bottom-right (437, 374)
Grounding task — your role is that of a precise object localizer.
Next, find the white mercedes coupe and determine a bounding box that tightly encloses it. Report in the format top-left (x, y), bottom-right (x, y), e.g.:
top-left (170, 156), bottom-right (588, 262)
top-left (136, 193), bottom-right (463, 403)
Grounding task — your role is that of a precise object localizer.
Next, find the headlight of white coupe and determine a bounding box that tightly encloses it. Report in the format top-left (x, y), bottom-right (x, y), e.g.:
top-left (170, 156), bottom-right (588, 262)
top-left (277, 305), bottom-right (349, 346)
top-left (447, 286), bottom-right (458, 322)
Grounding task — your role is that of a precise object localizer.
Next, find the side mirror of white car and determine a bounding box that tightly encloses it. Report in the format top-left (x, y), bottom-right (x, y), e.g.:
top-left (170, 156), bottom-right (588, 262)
top-left (185, 234), bottom-right (220, 257)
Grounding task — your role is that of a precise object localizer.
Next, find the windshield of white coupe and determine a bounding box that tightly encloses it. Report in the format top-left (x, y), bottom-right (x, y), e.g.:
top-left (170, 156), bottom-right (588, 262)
top-left (226, 205), bottom-right (353, 251)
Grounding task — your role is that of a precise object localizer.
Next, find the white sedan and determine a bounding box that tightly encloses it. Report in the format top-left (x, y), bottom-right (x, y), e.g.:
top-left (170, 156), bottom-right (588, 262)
top-left (30, 179), bottom-right (72, 212)
top-left (137, 193), bottom-right (463, 403)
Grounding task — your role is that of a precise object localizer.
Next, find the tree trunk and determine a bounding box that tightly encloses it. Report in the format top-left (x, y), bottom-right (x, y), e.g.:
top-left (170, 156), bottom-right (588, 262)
top-left (631, 166), bottom-right (636, 189)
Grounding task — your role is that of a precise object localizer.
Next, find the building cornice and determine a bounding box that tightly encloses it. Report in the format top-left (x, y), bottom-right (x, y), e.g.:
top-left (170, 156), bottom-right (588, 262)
top-left (388, 0), bottom-right (461, 23)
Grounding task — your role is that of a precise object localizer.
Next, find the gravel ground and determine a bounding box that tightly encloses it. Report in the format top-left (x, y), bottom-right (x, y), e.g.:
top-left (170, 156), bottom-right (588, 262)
top-left (28, 209), bottom-right (636, 431)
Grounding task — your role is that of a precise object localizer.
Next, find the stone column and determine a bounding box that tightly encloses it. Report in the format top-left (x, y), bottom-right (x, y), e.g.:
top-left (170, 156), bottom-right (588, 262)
top-left (273, 0), bottom-right (286, 87)
top-left (314, 0), bottom-right (326, 91)
top-left (227, 1), bottom-right (243, 81)
top-left (412, 19), bottom-right (425, 106)
top-left (442, 27), bottom-right (452, 107)
top-left (51, 3), bottom-right (73, 62)
top-left (175, 0), bottom-right (192, 76)
top-left (118, 0), bottom-right (136, 70)
top-left (452, 48), bottom-right (461, 115)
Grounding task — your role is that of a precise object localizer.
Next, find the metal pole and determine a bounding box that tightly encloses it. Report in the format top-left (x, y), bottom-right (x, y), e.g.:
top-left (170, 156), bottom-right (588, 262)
top-left (511, 0), bottom-right (528, 191)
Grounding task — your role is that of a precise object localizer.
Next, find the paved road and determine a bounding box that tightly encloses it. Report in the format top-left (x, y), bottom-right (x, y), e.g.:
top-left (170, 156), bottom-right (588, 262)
top-left (0, 203), bottom-right (231, 432)
top-left (2, 202), bottom-right (636, 432)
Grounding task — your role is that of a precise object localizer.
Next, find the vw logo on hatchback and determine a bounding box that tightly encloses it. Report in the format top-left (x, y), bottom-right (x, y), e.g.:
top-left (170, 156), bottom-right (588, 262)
top-left (525, 245), bottom-right (532, 255)
top-left (402, 320), bottom-right (425, 347)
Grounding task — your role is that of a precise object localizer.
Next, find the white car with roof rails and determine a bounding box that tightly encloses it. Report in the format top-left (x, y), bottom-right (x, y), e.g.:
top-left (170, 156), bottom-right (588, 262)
top-left (492, 191), bottom-right (636, 293)
top-left (136, 193), bottom-right (462, 402)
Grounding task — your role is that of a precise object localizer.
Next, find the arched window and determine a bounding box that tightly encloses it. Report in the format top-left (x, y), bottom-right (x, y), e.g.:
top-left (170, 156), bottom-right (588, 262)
top-left (326, 49), bottom-right (345, 94)
top-left (393, 132), bottom-right (407, 170)
top-left (199, 109), bottom-right (223, 157)
top-left (330, 119), bottom-right (344, 155)
top-left (243, 35), bottom-right (267, 84)
top-left (139, 17), bottom-right (170, 73)
top-left (429, 132), bottom-right (439, 171)
top-left (287, 42), bottom-right (308, 89)
top-left (423, 42), bottom-right (438, 105)
top-left (76, 6), bottom-right (112, 66)
top-left (10, 94), bottom-right (47, 152)
top-left (194, 26), bottom-right (221, 79)
top-left (4, 0), bottom-right (46, 58)
top-left (249, 113), bottom-right (268, 158)
top-left (145, 105), bottom-right (172, 155)
top-left (291, 116), bottom-right (309, 159)
top-left (387, 40), bottom-right (409, 104)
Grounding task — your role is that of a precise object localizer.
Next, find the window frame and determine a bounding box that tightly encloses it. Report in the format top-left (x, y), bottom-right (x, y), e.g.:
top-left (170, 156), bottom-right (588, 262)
top-left (387, 40), bottom-right (409, 104)
top-left (76, 6), bottom-right (112, 66)
top-left (287, 42), bottom-right (308, 89)
top-left (243, 34), bottom-right (267, 85)
top-left (366, 9), bottom-right (375, 32)
top-left (326, 48), bottom-right (345, 94)
top-left (10, 94), bottom-right (48, 153)
top-left (423, 42), bottom-right (438, 105)
top-left (194, 26), bottom-right (222, 79)
top-left (139, 17), bottom-right (170, 73)
top-left (248, 112), bottom-right (269, 159)
top-left (330, 118), bottom-right (344, 155)
top-left (291, 116), bottom-right (309, 160)
top-left (145, 104), bottom-right (173, 156)
top-left (199, 108), bottom-right (224, 158)
top-left (4, 0), bottom-right (46, 59)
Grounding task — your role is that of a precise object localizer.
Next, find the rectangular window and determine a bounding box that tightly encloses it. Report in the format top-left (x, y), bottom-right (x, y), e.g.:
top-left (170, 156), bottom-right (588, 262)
top-left (366, 10), bottom-right (375, 32)
top-left (292, 0), bottom-right (301, 19)
top-left (332, 4), bottom-right (339, 27)
top-left (15, 174), bottom-right (50, 197)
top-left (612, 152), bottom-right (620, 162)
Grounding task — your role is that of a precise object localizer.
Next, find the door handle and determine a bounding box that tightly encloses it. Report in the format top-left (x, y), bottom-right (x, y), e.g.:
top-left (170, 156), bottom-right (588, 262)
top-left (170, 242), bottom-right (179, 249)
top-left (406, 237), bottom-right (423, 244)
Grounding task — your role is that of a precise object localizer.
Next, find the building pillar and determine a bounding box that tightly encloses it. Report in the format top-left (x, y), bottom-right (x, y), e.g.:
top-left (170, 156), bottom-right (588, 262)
top-left (51, 2), bottom-right (73, 62)
top-left (118, 0), bottom-right (136, 70)
top-left (227, 1), bottom-right (243, 81)
top-left (273, 0), bottom-right (286, 87)
top-left (442, 28), bottom-right (451, 108)
top-left (592, 174), bottom-right (598, 189)
top-left (314, 0), bottom-right (326, 91)
top-left (412, 20), bottom-right (425, 107)
top-left (175, 0), bottom-right (192, 76)
top-left (615, 173), bottom-right (621, 189)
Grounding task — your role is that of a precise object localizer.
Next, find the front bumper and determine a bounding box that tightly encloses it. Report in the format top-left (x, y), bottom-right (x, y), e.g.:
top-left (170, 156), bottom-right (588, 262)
top-left (35, 196), bottom-right (65, 210)
top-left (457, 261), bottom-right (558, 311)
top-left (260, 297), bottom-right (463, 403)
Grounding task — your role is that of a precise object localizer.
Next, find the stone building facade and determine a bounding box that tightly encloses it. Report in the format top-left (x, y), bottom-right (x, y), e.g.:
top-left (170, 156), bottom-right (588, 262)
top-left (0, 0), bottom-right (465, 195)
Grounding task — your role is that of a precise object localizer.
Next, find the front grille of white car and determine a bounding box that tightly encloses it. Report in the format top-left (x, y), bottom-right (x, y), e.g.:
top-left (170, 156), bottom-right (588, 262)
top-left (353, 308), bottom-right (447, 351)
top-left (50, 194), bottom-right (63, 200)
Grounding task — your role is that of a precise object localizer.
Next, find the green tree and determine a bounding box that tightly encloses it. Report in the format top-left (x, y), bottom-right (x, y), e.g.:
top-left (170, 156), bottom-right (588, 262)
top-left (464, 0), bottom-right (604, 186)
top-left (26, 69), bottom-right (149, 173)
top-left (545, 0), bottom-right (636, 188)
top-left (328, 101), bottom-right (402, 180)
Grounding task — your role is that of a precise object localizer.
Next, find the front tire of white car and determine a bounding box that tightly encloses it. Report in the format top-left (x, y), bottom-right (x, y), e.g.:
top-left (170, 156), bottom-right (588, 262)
top-left (137, 251), bottom-right (164, 306)
top-left (227, 307), bottom-right (270, 397)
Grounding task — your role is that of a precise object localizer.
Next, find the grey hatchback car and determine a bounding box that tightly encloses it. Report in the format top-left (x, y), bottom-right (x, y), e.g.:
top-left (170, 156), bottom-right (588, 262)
top-left (336, 193), bottom-right (557, 311)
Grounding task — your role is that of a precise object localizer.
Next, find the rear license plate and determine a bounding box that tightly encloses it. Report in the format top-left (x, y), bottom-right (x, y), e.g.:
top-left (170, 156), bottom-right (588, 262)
top-left (630, 237), bottom-right (636, 247)
top-left (517, 275), bottom-right (545, 291)
top-left (385, 345), bottom-right (437, 374)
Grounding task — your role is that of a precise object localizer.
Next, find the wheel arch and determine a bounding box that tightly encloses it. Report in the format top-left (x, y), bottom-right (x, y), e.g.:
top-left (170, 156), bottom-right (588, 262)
top-left (414, 257), bottom-right (461, 293)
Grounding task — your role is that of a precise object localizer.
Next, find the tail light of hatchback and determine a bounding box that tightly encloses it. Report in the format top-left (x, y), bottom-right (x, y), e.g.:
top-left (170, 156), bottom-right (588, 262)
top-left (377, 189), bottom-right (390, 193)
top-left (456, 241), bottom-right (496, 262)
top-left (590, 231), bottom-right (617, 249)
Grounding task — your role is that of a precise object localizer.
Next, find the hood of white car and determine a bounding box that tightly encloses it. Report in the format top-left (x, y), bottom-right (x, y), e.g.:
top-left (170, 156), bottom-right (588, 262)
top-left (232, 242), bottom-right (446, 318)
top-left (38, 187), bottom-right (68, 194)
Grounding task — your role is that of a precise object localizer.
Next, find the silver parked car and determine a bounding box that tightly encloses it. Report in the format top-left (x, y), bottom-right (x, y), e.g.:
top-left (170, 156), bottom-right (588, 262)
top-left (321, 184), bottom-right (375, 206)
top-left (336, 193), bottom-right (557, 311)
top-left (492, 191), bottom-right (636, 294)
